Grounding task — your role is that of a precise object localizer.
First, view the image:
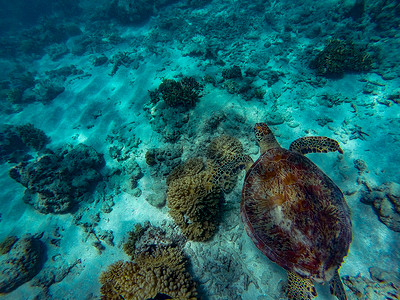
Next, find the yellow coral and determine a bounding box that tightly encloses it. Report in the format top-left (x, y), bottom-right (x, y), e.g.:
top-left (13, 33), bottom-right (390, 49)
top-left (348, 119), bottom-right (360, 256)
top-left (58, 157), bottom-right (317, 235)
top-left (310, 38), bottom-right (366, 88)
top-left (167, 170), bottom-right (222, 241)
top-left (207, 135), bottom-right (244, 164)
top-left (166, 135), bottom-right (251, 241)
top-left (99, 246), bottom-right (197, 300)
top-left (166, 158), bottom-right (205, 186)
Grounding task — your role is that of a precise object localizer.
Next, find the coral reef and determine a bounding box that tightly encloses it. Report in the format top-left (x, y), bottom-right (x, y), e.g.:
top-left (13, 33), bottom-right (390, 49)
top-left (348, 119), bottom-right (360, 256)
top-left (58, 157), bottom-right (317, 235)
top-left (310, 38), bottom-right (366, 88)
top-left (14, 123), bottom-right (50, 151)
top-left (360, 181), bottom-right (400, 232)
top-left (123, 222), bottom-right (185, 260)
top-left (0, 124), bottom-right (50, 163)
top-left (166, 136), bottom-right (251, 241)
top-left (154, 76), bottom-right (203, 108)
top-left (0, 233), bottom-right (45, 294)
top-left (9, 143), bottom-right (105, 214)
top-left (123, 223), bottom-right (147, 260)
top-left (167, 159), bottom-right (223, 241)
top-left (310, 39), bottom-right (373, 76)
top-left (101, 223), bottom-right (196, 300)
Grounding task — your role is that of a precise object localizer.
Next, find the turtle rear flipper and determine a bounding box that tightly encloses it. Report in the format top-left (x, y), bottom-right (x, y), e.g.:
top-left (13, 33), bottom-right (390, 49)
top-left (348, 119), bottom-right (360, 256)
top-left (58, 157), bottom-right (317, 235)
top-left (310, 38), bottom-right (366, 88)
top-left (289, 136), bottom-right (343, 155)
top-left (287, 271), bottom-right (317, 300)
top-left (329, 270), bottom-right (347, 300)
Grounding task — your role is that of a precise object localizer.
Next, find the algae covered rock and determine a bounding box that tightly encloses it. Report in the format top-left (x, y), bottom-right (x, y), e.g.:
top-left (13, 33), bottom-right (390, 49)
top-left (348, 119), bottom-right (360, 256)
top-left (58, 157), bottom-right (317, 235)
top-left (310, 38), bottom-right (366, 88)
top-left (310, 39), bottom-right (372, 76)
top-left (0, 234), bottom-right (45, 294)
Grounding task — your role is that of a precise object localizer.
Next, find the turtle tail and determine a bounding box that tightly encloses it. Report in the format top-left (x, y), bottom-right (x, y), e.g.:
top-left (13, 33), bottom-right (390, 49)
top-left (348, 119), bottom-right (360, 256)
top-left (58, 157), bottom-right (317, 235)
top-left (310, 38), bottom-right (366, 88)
top-left (289, 136), bottom-right (343, 155)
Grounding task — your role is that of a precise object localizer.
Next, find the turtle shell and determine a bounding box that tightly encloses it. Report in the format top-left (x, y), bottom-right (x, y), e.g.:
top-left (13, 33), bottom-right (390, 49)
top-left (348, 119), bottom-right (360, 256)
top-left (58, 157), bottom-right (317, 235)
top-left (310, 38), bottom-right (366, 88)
top-left (241, 147), bottom-right (352, 283)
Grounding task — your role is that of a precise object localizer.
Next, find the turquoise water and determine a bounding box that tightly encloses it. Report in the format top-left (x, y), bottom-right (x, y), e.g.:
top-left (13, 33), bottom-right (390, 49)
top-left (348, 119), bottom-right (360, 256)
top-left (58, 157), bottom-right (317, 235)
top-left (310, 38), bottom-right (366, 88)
top-left (0, 1), bottom-right (399, 299)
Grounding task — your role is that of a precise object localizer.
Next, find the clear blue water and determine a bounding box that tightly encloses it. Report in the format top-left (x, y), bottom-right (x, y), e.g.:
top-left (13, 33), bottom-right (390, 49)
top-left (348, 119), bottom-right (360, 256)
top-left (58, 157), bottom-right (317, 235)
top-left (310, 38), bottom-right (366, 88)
top-left (0, 1), bottom-right (399, 299)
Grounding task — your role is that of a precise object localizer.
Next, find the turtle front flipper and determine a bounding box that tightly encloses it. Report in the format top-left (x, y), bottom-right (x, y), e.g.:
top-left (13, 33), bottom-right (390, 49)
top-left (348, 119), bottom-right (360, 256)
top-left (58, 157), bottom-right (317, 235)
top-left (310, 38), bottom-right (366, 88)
top-left (207, 154), bottom-right (253, 192)
top-left (287, 271), bottom-right (317, 300)
top-left (289, 136), bottom-right (343, 155)
top-left (329, 270), bottom-right (347, 300)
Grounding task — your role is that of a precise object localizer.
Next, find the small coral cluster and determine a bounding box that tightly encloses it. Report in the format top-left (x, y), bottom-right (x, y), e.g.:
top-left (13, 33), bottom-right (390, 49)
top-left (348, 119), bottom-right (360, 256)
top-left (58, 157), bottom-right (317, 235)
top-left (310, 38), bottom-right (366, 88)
top-left (310, 39), bottom-right (373, 76)
top-left (100, 224), bottom-right (196, 300)
top-left (166, 135), bottom-right (252, 241)
top-left (0, 123), bottom-right (49, 163)
top-left (9, 143), bottom-right (105, 214)
top-left (151, 77), bottom-right (203, 108)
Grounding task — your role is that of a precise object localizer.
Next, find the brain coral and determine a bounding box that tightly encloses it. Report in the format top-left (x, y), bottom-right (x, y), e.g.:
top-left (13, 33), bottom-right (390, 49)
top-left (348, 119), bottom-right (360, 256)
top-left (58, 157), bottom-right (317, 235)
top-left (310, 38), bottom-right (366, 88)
top-left (206, 135), bottom-right (244, 165)
top-left (99, 246), bottom-right (197, 300)
top-left (0, 234), bottom-right (45, 294)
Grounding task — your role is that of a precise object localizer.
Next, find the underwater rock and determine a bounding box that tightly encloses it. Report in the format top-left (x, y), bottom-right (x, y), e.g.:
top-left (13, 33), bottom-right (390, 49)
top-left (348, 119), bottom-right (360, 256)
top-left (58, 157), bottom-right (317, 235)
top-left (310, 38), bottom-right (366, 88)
top-left (107, 123), bottom-right (142, 162)
top-left (123, 222), bottom-right (185, 260)
top-left (0, 234), bottom-right (45, 294)
top-left (31, 259), bottom-right (81, 291)
top-left (360, 181), bottom-right (400, 232)
top-left (388, 88), bottom-right (400, 104)
top-left (343, 267), bottom-right (400, 300)
top-left (9, 144), bottom-right (105, 214)
top-left (146, 193), bottom-right (166, 208)
top-left (46, 43), bottom-right (69, 60)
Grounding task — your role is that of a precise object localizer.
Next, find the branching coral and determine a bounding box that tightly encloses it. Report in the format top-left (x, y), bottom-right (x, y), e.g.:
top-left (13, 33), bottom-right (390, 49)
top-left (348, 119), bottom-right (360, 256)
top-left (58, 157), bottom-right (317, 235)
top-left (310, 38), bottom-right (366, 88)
top-left (99, 246), bottom-right (197, 300)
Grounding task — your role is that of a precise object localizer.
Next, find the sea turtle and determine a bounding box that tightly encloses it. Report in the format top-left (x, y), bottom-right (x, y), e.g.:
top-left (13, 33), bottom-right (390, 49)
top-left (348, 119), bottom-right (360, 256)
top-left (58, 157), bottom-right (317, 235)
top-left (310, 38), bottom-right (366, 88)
top-left (241, 123), bottom-right (352, 300)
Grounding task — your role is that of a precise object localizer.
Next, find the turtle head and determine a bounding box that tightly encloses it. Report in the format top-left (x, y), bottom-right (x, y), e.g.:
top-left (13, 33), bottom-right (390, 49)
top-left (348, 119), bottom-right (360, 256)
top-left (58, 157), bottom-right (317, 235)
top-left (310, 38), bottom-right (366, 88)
top-left (254, 123), bottom-right (280, 153)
